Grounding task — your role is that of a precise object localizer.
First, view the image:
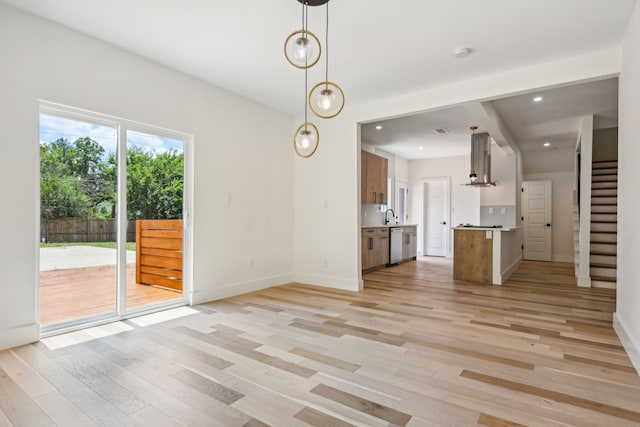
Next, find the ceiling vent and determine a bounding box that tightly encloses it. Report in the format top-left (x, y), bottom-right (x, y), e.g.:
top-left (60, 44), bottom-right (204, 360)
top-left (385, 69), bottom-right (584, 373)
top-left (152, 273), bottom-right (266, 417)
top-left (432, 128), bottom-right (449, 135)
top-left (466, 129), bottom-right (496, 187)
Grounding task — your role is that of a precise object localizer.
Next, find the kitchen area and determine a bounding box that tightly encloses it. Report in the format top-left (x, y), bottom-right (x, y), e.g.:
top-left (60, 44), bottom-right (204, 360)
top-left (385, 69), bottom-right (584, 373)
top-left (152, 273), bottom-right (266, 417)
top-left (361, 150), bottom-right (418, 272)
top-left (360, 122), bottom-right (522, 284)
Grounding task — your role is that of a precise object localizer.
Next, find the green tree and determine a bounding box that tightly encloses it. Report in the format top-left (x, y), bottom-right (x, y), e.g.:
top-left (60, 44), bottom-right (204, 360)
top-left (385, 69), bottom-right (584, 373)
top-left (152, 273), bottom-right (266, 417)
top-left (40, 137), bottom-right (114, 219)
top-left (40, 137), bottom-right (183, 221)
top-left (126, 147), bottom-right (183, 219)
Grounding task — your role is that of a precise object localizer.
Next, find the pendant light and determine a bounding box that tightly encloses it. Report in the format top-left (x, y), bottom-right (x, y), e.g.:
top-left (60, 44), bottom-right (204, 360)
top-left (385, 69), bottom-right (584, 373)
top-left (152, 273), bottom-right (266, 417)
top-left (284, 2), bottom-right (321, 69)
top-left (309, 2), bottom-right (345, 119)
top-left (286, 0), bottom-right (342, 157)
top-left (294, 64), bottom-right (319, 157)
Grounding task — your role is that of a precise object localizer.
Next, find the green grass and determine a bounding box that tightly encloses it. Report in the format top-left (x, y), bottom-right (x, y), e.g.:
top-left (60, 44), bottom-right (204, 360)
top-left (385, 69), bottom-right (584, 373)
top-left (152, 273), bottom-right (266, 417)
top-left (40, 241), bottom-right (136, 251)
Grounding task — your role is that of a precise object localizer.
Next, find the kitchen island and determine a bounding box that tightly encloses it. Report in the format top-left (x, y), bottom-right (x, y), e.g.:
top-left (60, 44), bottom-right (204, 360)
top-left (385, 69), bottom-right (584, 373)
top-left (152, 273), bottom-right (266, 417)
top-left (452, 226), bottom-right (522, 285)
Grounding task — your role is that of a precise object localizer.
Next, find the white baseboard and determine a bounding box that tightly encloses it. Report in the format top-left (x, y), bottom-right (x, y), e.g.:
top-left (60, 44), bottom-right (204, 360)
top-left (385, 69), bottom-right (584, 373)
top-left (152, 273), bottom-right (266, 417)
top-left (502, 256), bottom-right (521, 283)
top-left (577, 274), bottom-right (592, 287)
top-left (552, 255), bottom-right (574, 263)
top-left (192, 273), bottom-right (293, 304)
top-left (613, 313), bottom-right (640, 376)
top-left (492, 256), bottom-right (521, 285)
top-left (0, 323), bottom-right (39, 351)
top-left (293, 273), bottom-right (361, 292)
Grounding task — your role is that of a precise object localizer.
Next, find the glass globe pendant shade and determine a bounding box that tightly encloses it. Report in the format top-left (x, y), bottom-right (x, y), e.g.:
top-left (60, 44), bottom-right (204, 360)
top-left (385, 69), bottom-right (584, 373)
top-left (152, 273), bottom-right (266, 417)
top-left (309, 81), bottom-right (345, 118)
top-left (284, 30), bottom-right (321, 69)
top-left (294, 122), bottom-right (319, 158)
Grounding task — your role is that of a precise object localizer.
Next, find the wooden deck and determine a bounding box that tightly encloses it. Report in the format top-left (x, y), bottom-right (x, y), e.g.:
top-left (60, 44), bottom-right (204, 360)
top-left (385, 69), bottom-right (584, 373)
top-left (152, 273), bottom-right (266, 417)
top-left (4, 257), bottom-right (637, 426)
top-left (39, 264), bottom-right (181, 325)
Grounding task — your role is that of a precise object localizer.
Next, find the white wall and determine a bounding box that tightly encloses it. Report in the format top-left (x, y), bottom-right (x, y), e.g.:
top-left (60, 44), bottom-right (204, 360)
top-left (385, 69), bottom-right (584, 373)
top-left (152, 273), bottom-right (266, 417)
top-left (593, 127), bottom-right (618, 161)
top-left (409, 155), bottom-right (481, 257)
top-left (293, 45), bottom-right (621, 289)
top-left (616, 1), bottom-right (640, 373)
top-left (0, 5), bottom-right (294, 350)
top-left (523, 147), bottom-right (575, 174)
top-left (524, 173), bottom-right (575, 262)
top-left (479, 144), bottom-right (518, 227)
top-left (395, 157), bottom-right (409, 183)
top-left (577, 116), bottom-right (594, 287)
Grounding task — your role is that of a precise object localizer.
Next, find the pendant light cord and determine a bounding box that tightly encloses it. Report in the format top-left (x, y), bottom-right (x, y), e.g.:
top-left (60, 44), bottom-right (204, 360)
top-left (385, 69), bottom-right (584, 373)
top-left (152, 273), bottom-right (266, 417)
top-left (324, 3), bottom-right (329, 83)
top-left (303, 2), bottom-right (309, 130)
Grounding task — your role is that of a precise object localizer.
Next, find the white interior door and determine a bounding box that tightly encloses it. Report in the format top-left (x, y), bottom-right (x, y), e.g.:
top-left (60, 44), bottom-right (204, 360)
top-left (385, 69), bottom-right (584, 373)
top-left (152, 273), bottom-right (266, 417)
top-left (522, 180), bottom-right (552, 261)
top-left (424, 180), bottom-right (449, 257)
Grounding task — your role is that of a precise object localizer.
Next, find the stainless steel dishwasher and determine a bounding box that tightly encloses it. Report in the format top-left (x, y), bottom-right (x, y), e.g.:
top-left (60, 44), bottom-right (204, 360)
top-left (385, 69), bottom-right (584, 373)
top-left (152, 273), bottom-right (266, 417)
top-left (390, 227), bottom-right (403, 264)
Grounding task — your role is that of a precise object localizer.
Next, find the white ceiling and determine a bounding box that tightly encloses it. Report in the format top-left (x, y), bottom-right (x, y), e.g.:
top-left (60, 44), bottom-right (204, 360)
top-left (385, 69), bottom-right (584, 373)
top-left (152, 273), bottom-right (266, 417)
top-left (1, 0), bottom-right (634, 159)
top-left (361, 78), bottom-right (619, 159)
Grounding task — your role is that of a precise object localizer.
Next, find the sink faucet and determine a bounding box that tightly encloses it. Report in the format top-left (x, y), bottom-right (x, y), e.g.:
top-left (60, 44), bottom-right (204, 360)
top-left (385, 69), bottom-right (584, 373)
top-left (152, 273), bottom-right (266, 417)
top-left (384, 208), bottom-right (395, 225)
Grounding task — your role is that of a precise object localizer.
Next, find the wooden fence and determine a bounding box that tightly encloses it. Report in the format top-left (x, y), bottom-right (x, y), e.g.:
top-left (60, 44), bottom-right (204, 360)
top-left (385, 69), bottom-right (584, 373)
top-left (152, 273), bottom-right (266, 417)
top-left (136, 219), bottom-right (183, 291)
top-left (41, 218), bottom-right (136, 243)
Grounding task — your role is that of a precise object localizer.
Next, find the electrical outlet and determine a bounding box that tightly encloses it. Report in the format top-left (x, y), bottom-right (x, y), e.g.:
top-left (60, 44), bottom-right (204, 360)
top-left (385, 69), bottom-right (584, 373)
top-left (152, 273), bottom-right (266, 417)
top-left (501, 207), bottom-right (507, 214)
top-left (248, 256), bottom-right (255, 267)
top-left (489, 207), bottom-right (494, 214)
top-left (225, 193), bottom-right (232, 206)
top-left (323, 259), bottom-right (329, 268)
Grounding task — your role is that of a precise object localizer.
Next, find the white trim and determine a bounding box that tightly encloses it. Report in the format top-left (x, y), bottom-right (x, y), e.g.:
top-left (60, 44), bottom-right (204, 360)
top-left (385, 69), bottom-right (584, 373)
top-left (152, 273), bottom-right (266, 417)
top-left (552, 255), bottom-right (575, 263)
top-left (293, 274), bottom-right (361, 292)
top-left (494, 257), bottom-right (522, 285)
top-left (577, 274), bottom-right (592, 287)
top-left (39, 300), bottom-right (188, 339)
top-left (0, 324), bottom-right (39, 351)
top-left (192, 274), bottom-right (294, 304)
top-left (613, 313), bottom-right (640, 375)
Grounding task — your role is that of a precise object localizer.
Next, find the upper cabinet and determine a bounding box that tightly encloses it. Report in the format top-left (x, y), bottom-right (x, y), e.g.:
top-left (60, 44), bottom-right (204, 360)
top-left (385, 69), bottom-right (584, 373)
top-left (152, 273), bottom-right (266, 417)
top-left (361, 151), bottom-right (388, 205)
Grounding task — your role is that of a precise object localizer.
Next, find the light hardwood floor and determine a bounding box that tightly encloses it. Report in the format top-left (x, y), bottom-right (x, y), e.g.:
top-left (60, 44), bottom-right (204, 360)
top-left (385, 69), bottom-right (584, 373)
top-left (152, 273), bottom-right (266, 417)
top-left (1, 258), bottom-right (639, 426)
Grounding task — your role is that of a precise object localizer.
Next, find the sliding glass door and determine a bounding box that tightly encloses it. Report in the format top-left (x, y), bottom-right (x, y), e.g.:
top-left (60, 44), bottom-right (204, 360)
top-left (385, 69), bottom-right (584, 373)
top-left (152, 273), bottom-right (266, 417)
top-left (125, 129), bottom-right (185, 311)
top-left (39, 104), bottom-right (189, 331)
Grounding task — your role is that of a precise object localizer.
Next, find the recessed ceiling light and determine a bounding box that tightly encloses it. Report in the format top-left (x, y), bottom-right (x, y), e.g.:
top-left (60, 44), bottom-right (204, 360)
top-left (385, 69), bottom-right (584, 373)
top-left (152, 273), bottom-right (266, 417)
top-left (375, 125), bottom-right (382, 130)
top-left (543, 142), bottom-right (551, 147)
top-left (533, 96), bottom-right (543, 102)
top-left (419, 146), bottom-right (424, 150)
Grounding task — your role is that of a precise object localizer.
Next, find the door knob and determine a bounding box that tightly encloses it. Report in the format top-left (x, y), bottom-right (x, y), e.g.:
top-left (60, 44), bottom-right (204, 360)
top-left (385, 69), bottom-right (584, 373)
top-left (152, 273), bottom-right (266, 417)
top-left (441, 222), bottom-right (447, 225)
top-left (546, 223), bottom-right (551, 227)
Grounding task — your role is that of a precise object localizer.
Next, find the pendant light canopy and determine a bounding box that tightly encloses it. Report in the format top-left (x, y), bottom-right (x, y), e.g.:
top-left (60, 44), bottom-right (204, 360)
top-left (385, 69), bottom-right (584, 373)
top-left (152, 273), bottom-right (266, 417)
top-left (285, 0), bottom-right (343, 158)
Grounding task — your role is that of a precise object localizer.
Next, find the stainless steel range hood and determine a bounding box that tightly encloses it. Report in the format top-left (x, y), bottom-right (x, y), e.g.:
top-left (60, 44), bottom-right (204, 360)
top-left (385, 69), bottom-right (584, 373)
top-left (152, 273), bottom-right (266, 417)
top-left (465, 130), bottom-right (496, 187)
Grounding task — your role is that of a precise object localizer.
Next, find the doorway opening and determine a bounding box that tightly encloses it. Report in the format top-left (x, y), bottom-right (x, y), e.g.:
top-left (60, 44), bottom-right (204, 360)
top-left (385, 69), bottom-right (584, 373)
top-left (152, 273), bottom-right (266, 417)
top-left (38, 103), bottom-right (191, 332)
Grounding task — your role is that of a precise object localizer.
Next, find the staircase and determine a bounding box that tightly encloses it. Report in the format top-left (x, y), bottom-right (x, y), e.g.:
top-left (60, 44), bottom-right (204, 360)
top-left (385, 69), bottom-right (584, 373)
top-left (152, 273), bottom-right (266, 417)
top-left (589, 160), bottom-right (618, 289)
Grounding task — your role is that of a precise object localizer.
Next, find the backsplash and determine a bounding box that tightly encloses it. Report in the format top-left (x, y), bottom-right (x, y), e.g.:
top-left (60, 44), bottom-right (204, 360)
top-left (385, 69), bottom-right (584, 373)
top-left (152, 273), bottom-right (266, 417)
top-left (480, 205), bottom-right (516, 227)
top-left (363, 204), bottom-right (516, 227)
top-left (362, 204), bottom-right (397, 227)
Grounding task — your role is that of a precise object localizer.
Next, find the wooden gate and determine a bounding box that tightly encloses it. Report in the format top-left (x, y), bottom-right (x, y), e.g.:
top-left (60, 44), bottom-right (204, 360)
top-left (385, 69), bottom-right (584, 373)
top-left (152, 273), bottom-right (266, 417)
top-left (136, 220), bottom-right (183, 291)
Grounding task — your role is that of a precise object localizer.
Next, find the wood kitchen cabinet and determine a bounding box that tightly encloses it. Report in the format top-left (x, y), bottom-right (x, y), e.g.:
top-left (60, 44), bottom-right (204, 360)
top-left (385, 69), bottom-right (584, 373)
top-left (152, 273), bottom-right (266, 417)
top-left (402, 226), bottom-right (417, 261)
top-left (362, 227), bottom-right (390, 271)
top-left (361, 151), bottom-right (388, 205)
